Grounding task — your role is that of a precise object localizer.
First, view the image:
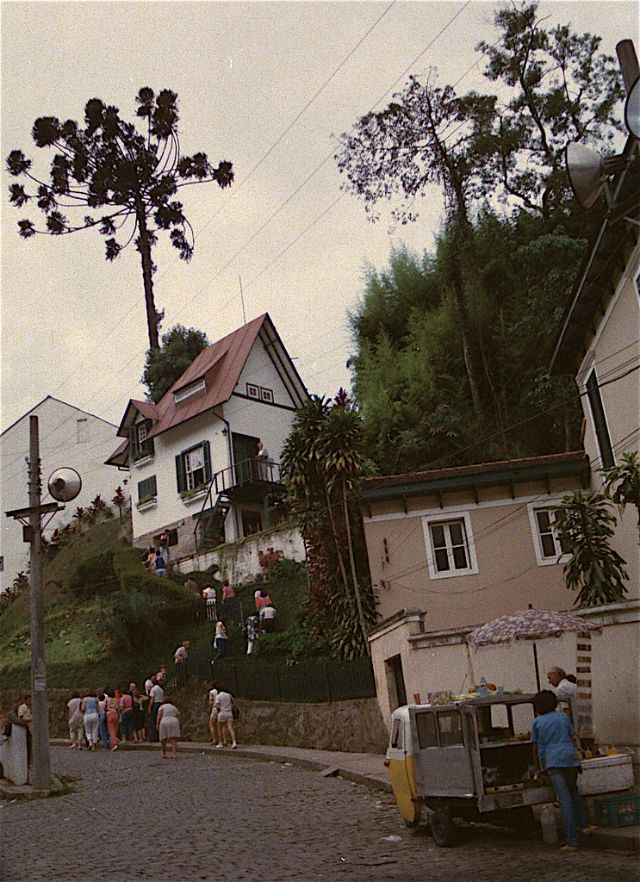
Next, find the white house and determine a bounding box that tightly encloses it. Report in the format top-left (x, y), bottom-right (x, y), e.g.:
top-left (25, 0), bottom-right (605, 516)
top-left (1, 396), bottom-right (127, 592)
top-left (106, 313), bottom-right (309, 562)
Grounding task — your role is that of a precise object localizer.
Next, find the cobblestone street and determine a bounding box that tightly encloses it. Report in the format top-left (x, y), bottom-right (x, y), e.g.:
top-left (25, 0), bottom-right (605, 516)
top-left (0, 747), bottom-right (636, 882)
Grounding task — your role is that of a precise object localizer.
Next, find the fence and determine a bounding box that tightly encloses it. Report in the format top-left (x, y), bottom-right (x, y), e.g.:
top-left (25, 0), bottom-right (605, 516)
top-left (182, 654), bottom-right (376, 703)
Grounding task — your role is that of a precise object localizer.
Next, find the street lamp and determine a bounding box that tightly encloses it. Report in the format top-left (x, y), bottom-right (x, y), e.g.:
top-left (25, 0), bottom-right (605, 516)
top-left (4, 416), bottom-right (81, 793)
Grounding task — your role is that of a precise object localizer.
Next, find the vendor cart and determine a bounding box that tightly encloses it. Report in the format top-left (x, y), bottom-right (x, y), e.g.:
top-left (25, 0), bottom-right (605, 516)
top-left (385, 695), bottom-right (562, 846)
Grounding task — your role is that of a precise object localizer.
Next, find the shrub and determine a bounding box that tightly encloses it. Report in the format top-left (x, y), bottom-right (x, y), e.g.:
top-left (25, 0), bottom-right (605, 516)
top-left (67, 551), bottom-right (117, 599)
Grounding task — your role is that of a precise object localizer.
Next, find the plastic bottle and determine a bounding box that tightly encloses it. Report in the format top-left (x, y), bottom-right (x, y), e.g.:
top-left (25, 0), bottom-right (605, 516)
top-left (540, 805), bottom-right (559, 844)
top-left (478, 676), bottom-right (489, 698)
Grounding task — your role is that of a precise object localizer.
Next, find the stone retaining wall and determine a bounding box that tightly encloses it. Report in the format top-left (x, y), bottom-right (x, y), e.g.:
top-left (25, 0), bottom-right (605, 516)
top-left (0, 687), bottom-right (388, 754)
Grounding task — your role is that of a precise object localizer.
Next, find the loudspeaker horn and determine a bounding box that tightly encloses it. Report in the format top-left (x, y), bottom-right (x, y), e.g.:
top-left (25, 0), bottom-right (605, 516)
top-left (565, 143), bottom-right (627, 209)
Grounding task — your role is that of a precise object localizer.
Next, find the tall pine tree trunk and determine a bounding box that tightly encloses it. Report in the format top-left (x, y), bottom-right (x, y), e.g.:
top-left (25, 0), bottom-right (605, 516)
top-left (135, 201), bottom-right (160, 350)
top-left (342, 479), bottom-right (370, 656)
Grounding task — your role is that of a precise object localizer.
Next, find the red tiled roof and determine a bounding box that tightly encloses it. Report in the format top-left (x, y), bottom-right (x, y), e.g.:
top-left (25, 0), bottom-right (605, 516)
top-left (105, 437), bottom-right (129, 467)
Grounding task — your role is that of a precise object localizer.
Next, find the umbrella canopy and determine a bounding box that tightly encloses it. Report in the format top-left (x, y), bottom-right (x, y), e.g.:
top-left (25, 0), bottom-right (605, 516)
top-left (467, 608), bottom-right (600, 646)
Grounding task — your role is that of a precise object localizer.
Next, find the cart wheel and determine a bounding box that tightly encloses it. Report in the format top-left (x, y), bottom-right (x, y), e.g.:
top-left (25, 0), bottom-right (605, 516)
top-left (430, 806), bottom-right (458, 847)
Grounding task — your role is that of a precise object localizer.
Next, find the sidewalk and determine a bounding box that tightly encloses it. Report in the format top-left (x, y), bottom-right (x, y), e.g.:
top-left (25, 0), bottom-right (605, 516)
top-left (45, 738), bottom-right (639, 852)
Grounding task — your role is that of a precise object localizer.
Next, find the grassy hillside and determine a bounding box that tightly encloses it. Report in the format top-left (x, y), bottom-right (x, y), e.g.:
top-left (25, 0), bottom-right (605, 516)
top-left (0, 520), bottom-right (315, 691)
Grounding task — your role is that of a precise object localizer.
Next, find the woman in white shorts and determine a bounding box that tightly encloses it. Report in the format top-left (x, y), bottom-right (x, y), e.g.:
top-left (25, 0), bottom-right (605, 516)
top-left (157, 698), bottom-right (181, 759)
top-left (215, 689), bottom-right (237, 749)
top-left (208, 685), bottom-right (219, 746)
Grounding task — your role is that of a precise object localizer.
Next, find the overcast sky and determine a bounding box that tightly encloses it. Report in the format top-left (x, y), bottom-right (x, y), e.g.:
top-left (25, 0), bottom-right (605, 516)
top-left (1, 0), bottom-right (635, 438)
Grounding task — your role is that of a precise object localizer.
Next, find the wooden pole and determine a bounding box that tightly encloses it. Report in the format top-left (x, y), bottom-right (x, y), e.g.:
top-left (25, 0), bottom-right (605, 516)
top-left (28, 415), bottom-right (52, 792)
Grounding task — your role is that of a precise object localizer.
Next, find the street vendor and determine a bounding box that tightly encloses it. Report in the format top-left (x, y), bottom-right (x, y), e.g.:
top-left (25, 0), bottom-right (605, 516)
top-left (546, 666), bottom-right (577, 701)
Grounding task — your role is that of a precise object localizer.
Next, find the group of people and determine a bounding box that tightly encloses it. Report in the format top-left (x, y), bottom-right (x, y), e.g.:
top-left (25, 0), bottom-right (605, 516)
top-left (207, 683), bottom-right (238, 749)
top-left (143, 532), bottom-right (171, 576)
top-left (63, 664), bottom-right (184, 757)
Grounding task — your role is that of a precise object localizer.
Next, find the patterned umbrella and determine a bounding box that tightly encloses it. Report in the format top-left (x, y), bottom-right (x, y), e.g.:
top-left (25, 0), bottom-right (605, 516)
top-left (467, 607), bottom-right (601, 690)
top-left (467, 608), bottom-right (600, 646)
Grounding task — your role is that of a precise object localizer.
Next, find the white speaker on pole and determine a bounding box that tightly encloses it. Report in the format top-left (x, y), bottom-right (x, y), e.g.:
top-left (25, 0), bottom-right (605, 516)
top-left (48, 467), bottom-right (82, 502)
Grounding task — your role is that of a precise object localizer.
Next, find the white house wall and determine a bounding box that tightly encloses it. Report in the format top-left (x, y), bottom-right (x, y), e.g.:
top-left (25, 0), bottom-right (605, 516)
top-left (131, 409), bottom-right (228, 543)
top-left (577, 244), bottom-right (640, 593)
top-left (1, 397), bottom-right (127, 592)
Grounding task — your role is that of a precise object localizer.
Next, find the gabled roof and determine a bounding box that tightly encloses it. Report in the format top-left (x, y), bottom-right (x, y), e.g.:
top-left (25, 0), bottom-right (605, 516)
top-left (105, 438), bottom-right (129, 468)
top-left (1, 394), bottom-right (117, 437)
top-left (550, 142), bottom-right (640, 375)
top-left (113, 313), bottom-right (308, 446)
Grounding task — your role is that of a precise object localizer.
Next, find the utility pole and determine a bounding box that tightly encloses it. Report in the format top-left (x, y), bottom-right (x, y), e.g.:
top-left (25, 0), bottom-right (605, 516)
top-left (28, 415), bottom-right (52, 792)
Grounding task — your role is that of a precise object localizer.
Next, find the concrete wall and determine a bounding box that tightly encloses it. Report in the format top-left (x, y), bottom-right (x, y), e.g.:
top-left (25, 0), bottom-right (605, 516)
top-left (576, 249), bottom-right (640, 595)
top-left (173, 522), bottom-right (306, 584)
top-left (369, 602), bottom-right (640, 759)
top-left (1, 396), bottom-right (128, 592)
top-left (0, 689), bottom-right (388, 755)
top-left (363, 477), bottom-right (584, 633)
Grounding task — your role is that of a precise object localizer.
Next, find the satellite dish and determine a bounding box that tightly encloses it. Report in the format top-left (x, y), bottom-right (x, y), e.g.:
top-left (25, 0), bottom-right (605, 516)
top-left (565, 143), bottom-right (627, 210)
top-left (624, 75), bottom-right (640, 140)
top-left (48, 467), bottom-right (82, 502)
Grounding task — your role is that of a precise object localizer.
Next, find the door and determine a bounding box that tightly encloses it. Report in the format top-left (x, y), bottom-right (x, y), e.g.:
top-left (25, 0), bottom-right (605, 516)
top-left (385, 654), bottom-right (407, 710)
top-left (386, 715), bottom-right (420, 825)
top-left (232, 433), bottom-right (259, 484)
top-left (417, 709), bottom-right (475, 797)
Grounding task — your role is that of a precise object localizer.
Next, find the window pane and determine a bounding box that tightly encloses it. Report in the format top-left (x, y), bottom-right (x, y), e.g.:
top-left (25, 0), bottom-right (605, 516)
top-left (430, 524), bottom-right (445, 548)
top-left (449, 521), bottom-right (464, 545)
top-left (437, 711), bottom-right (463, 746)
top-left (452, 545), bottom-right (468, 569)
top-left (434, 548), bottom-right (450, 572)
top-left (536, 510), bottom-right (551, 532)
top-left (416, 712), bottom-right (437, 748)
top-left (540, 533), bottom-right (556, 557)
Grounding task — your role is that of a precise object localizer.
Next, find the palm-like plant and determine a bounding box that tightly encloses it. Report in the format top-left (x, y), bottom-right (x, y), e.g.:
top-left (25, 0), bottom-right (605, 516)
top-left (6, 88), bottom-right (233, 349)
top-left (553, 490), bottom-right (629, 607)
top-left (111, 486), bottom-right (127, 523)
top-left (601, 452), bottom-right (640, 544)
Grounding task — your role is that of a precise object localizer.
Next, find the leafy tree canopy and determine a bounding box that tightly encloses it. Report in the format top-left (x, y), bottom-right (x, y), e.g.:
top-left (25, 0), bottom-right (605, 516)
top-left (142, 324), bottom-right (209, 403)
top-left (6, 87), bottom-right (233, 349)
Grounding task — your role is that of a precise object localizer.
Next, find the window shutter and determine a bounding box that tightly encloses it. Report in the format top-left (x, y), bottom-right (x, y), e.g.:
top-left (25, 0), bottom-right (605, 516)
top-left (203, 440), bottom-right (212, 482)
top-left (175, 453), bottom-right (187, 493)
top-left (137, 475), bottom-right (157, 501)
top-left (130, 426), bottom-right (139, 460)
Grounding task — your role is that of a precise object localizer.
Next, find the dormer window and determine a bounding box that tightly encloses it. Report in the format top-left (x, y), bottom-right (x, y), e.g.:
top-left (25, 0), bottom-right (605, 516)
top-left (174, 377), bottom-right (206, 404)
top-left (130, 419), bottom-right (154, 462)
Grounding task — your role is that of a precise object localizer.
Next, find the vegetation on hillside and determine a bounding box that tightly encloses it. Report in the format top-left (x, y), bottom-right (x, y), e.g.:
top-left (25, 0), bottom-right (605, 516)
top-left (336, 1), bottom-right (623, 474)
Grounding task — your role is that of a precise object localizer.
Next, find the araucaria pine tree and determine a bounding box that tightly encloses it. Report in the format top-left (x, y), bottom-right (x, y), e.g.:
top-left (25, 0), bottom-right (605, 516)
top-left (6, 88), bottom-right (233, 349)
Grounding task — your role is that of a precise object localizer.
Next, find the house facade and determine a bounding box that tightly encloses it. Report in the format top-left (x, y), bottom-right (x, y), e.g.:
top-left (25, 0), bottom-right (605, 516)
top-left (1, 396), bottom-right (127, 592)
top-left (360, 452), bottom-right (591, 715)
top-left (107, 314), bottom-right (308, 563)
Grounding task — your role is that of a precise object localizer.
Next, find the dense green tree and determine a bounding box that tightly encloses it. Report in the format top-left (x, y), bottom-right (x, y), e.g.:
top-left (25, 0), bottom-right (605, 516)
top-left (602, 452), bottom-right (640, 543)
top-left (553, 491), bottom-right (629, 607)
top-left (6, 88), bottom-right (233, 349)
top-left (142, 324), bottom-right (209, 402)
top-left (281, 392), bottom-right (376, 659)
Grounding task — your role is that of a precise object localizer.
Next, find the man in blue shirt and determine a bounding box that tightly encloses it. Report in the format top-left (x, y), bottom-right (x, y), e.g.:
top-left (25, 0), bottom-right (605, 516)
top-left (531, 690), bottom-right (595, 850)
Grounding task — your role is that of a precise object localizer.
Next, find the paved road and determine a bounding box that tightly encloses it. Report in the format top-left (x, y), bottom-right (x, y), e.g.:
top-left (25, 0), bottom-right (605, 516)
top-left (0, 747), bottom-right (636, 882)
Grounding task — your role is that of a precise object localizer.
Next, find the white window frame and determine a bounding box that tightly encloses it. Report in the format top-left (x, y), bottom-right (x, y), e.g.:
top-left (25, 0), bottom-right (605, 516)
top-left (185, 445), bottom-right (206, 491)
top-left (174, 377), bottom-right (206, 404)
top-left (422, 512), bottom-right (478, 580)
top-left (527, 501), bottom-right (571, 566)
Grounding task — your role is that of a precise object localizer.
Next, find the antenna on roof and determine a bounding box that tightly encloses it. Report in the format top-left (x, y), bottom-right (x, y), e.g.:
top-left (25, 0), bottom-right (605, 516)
top-left (239, 275), bottom-right (246, 325)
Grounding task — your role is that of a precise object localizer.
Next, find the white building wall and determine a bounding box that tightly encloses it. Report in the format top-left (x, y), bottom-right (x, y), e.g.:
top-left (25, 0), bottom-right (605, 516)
top-left (1, 397), bottom-right (127, 591)
top-left (131, 409), bottom-right (228, 542)
top-left (576, 245), bottom-right (640, 594)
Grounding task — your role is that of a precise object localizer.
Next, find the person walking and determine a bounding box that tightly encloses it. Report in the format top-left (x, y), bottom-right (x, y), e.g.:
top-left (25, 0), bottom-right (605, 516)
top-left (98, 691), bottom-right (111, 750)
top-left (149, 679), bottom-right (165, 742)
top-left (208, 684), bottom-right (219, 746)
top-left (157, 697), bottom-right (181, 759)
top-left (202, 584), bottom-right (217, 621)
top-left (259, 602), bottom-right (277, 634)
top-left (212, 621), bottom-right (228, 664)
top-left (214, 688), bottom-right (237, 749)
top-left (244, 613), bottom-right (259, 654)
top-left (531, 690), bottom-right (596, 851)
top-left (173, 640), bottom-right (190, 688)
top-left (67, 692), bottom-right (84, 749)
top-left (155, 550), bottom-right (167, 576)
top-left (106, 693), bottom-right (121, 751)
top-left (119, 688), bottom-right (135, 742)
top-left (82, 691), bottom-right (100, 751)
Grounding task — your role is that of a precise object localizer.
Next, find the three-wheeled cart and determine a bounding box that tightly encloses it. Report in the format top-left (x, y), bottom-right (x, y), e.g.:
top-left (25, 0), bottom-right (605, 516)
top-left (385, 695), bottom-right (563, 846)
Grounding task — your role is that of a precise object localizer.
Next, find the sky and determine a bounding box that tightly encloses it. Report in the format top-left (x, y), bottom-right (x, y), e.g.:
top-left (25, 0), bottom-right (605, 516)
top-left (1, 0), bottom-right (636, 438)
